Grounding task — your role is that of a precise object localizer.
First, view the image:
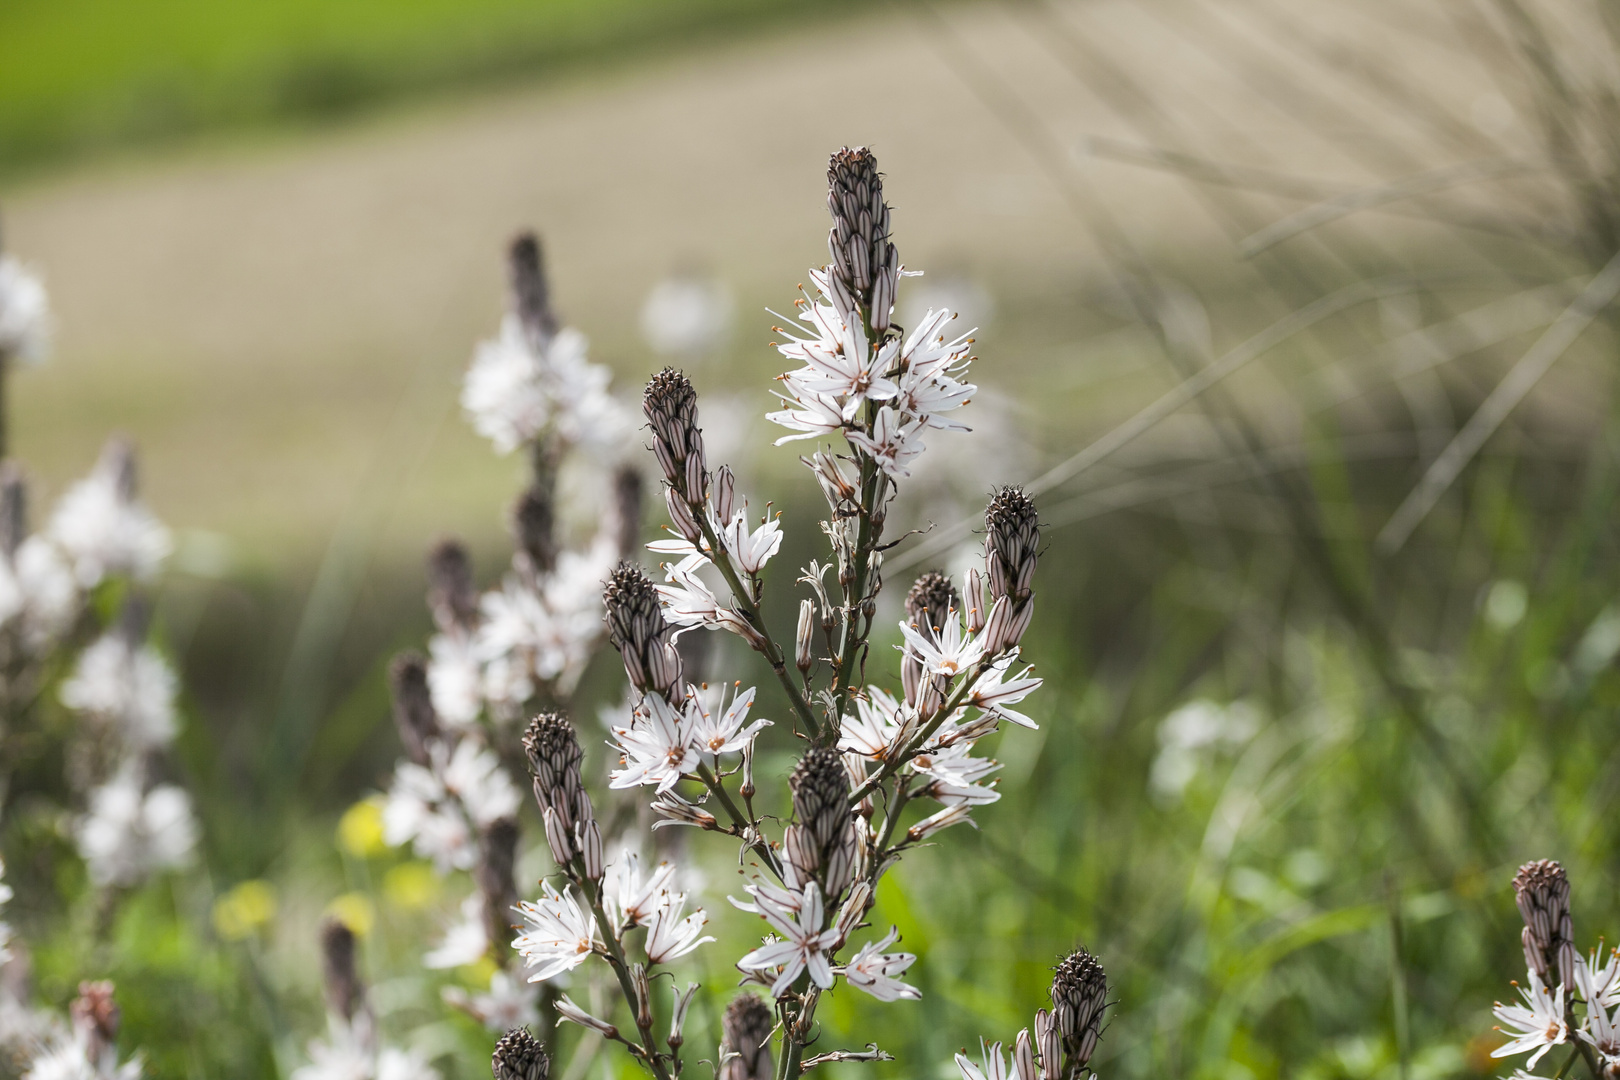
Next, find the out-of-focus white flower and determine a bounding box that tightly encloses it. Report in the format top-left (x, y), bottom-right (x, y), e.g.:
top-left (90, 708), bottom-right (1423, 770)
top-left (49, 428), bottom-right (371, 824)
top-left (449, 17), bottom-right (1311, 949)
top-left (59, 635), bottom-right (177, 750)
top-left (375, 1047), bottom-right (441, 1080)
top-left (462, 971), bottom-right (540, 1033)
top-left (513, 881), bottom-right (599, 982)
top-left (966, 657), bottom-right (1041, 730)
top-left (1149, 698), bottom-right (1261, 802)
top-left (1581, 946), bottom-right (1620, 1010)
top-left (47, 450), bottom-right (170, 589)
top-left (640, 273), bottom-right (734, 359)
top-left (291, 1020), bottom-right (374, 1080)
top-left (423, 894), bottom-right (487, 970)
top-left (609, 695), bottom-right (699, 794)
top-left (644, 893), bottom-right (713, 964)
top-left (23, 1036), bottom-right (142, 1080)
top-left (839, 927), bottom-right (920, 1002)
top-left (12, 536), bottom-right (76, 646)
top-left (0, 255), bottom-right (52, 366)
top-left (383, 738), bottom-right (518, 873)
top-left (462, 319), bottom-right (627, 457)
top-left (1493, 968), bottom-right (1568, 1068)
top-left (425, 634), bottom-right (482, 731)
top-left (735, 882), bottom-right (842, 997)
top-left (75, 766), bottom-right (196, 888)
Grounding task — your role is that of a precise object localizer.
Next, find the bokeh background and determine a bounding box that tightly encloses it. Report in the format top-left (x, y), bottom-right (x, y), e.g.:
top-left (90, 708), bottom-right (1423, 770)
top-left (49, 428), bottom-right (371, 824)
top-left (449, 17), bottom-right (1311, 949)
top-left (5, 0), bottom-right (1620, 1077)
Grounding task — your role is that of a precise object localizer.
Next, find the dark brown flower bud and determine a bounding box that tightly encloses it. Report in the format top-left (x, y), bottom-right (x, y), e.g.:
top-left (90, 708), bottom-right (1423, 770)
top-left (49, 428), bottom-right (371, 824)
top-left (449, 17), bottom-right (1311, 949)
top-left (643, 368), bottom-right (708, 507)
top-left (720, 993), bottom-right (775, 1080)
top-left (603, 563), bottom-right (683, 699)
top-left (610, 465), bottom-right (644, 561)
top-left (1514, 859), bottom-right (1575, 991)
top-left (70, 981), bottom-right (120, 1065)
top-left (512, 483), bottom-right (557, 576)
top-left (984, 488), bottom-right (1039, 655)
top-left (522, 713), bottom-right (596, 864)
top-left (426, 538), bottom-right (479, 632)
top-left (1051, 947), bottom-right (1108, 1076)
top-left (905, 571), bottom-right (958, 637)
top-left (321, 917), bottom-right (365, 1023)
top-left (388, 652), bottom-right (440, 767)
top-left (492, 1027), bottom-right (550, 1080)
top-left (509, 233), bottom-right (559, 347)
top-left (826, 147), bottom-right (898, 333)
top-left (477, 817), bottom-right (520, 963)
top-left (787, 748), bottom-right (859, 896)
top-left (0, 463), bottom-right (25, 559)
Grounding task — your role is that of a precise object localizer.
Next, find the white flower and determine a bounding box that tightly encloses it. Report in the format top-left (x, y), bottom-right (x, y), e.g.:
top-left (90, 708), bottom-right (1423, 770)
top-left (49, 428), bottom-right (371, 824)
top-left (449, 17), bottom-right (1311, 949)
top-left (47, 453), bottom-right (171, 589)
top-left (966, 656), bottom-right (1041, 729)
top-left (1580, 946), bottom-right (1620, 1010)
top-left (645, 893), bottom-right (714, 964)
top-left (1493, 969), bottom-right (1568, 1068)
top-left (59, 635), bottom-right (178, 750)
top-left (688, 684), bottom-right (770, 759)
top-left (376, 1047), bottom-right (441, 1080)
top-left (24, 1037), bottom-right (142, 1080)
top-left (838, 927), bottom-right (919, 1002)
top-left (76, 766), bottom-right (196, 888)
top-left (604, 850), bottom-right (677, 928)
top-left (426, 634), bottom-right (483, 730)
top-left (440, 738), bottom-right (519, 826)
top-left (899, 609), bottom-right (987, 679)
top-left (383, 738), bottom-right (518, 872)
top-left (846, 407), bottom-right (926, 479)
top-left (462, 318), bottom-right (627, 456)
top-left (641, 274), bottom-right (734, 358)
top-left (735, 882), bottom-right (843, 997)
top-left (609, 694), bottom-right (699, 794)
top-left (0, 255), bottom-right (52, 365)
top-left (839, 689), bottom-right (917, 762)
top-left (447, 970), bottom-right (540, 1033)
top-left (907, 804), bottom-right (977, 841)
top-left (513, 881), bottom-right (600, 982)
top-left (955, 1037), bottom-right (1036, 1080)
top-left (911, 743), bottom-right (1001, 806)
top-left (424, 894), bottom-right (488, 970)
top-left (291, 1021), bottom-right (373, 1080)
top-left (773, 292), bottom-right (897, 409)
top-left (719, 510), bottom-right (783, 575)
top-left (766, 384), bottom-right (849, 444)
top-left (12, 537), bottom-right (76, 646)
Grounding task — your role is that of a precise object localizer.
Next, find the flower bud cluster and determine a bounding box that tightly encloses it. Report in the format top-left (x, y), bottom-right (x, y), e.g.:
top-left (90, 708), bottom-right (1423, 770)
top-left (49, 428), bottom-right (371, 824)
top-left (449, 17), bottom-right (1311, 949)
top-left (983, 488), bottom-right (1039, 656)
top-left (522, 713), bottom-right (603, 881)
top-left (604, 563), bottom-right (684, 700)
top-left (1513, 859), bottom-right (1575, 994)
top-left (785, 748), bottom-right (862, 899)
top-left (720, 994), bottom-right (775, 1080)
top-left (826, 147), bottom-right (898, 334)
top-left (645, 368), bottom-right (709, 526)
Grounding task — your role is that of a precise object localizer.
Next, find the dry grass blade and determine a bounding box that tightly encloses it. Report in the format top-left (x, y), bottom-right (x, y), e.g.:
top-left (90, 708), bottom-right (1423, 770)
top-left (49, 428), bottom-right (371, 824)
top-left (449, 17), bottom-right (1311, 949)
top-left (1376, 248), bottom-right (1620, 553)
top-left (1238, 159), bottom-right (1535, 258)
top-left (887, 278), bottom-right (1416, 573)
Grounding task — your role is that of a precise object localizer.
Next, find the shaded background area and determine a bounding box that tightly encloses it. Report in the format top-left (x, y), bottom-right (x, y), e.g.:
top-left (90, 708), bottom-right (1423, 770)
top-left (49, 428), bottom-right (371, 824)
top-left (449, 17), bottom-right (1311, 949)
top-left (5, 0), bottom-right (1620, 1078)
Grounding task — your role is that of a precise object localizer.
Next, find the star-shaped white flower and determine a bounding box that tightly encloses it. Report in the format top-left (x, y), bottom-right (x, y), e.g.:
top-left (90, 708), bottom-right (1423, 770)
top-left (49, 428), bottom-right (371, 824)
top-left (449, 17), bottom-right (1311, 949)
top-left (1493, 969), bottom-right (1568, 1068)
top-left (846, 406), bottom-right (926, 479)
top-left (967, 656), bottom-right (1042, 729)
top-left (720, 510), bottom-right (784, 575)
top-left (838, 927), bottom-right (920, 1002)
top-left (645, 893), bottom-right (715, 964)
top-left (610, 694), bottom-right (699, 793)
top-left (735, 882), bottom-right (844, 997)
top-left (513, 881), bottom-right (600, 982)
top-left (604, 849), bottom-right (677, 928)
top-left (688, 684), bottom-right (770, 759)
top-left (898, 609), bottom-right (987, 680)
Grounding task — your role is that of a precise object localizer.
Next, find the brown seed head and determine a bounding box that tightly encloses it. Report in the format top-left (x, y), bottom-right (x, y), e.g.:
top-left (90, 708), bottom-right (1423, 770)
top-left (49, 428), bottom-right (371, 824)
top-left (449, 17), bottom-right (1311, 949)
top-left (1514, 859), bottom-right (1575, 990)
top-left (721, 993), bottom-right (776, 1080)
top-left (321, 917), bottom-right (365, 1023)
top-left (603, 563), bottom-right (683, 698)
top-left (643, 368), bottom-right (708, 504)
top-left (492, 1027), bottom-right (550, 1080)
top-left (426, 538), bottom-right (479, 632)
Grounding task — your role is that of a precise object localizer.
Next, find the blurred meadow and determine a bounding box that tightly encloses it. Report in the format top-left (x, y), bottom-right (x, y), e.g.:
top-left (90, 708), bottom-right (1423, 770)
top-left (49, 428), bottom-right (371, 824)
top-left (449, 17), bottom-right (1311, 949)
top-left (5, 0), bottom-right (1620, 1078)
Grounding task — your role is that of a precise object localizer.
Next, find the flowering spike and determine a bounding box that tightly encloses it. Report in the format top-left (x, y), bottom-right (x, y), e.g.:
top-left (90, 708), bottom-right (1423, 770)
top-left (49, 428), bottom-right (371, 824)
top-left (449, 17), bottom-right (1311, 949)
top-left (509, 233), bottom-right (559, 346)
top-left (788, 748), bottom-right (859, 897)
top-left (1050, 947), bottom-right (1108, 1076)
top-left (320, 917), bottom-right (365, 1024)
top-left (721, 993), bottom-right (776, 1080)
top-left (1514, 859), bottom-right (1575, 993)
top-left (426, 537), bottom-right (479, 632)
top-left (644, 368), bottom-right (708, 509)
top-left (826, 147), bottom-right (898, 333)
top-left (983, 488), bottom-right (1039, 655)
top-left (522, 713), bottom-right (597, 866)
top-left (603, 562), bottom-right (683, 699)
top-left (388, 652), bottom-right (440, 767)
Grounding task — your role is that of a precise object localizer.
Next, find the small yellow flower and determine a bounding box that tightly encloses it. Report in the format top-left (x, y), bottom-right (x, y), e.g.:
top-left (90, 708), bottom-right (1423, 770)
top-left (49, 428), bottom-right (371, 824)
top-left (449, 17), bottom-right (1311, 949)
top-left (337, 797), bottom-right (388, 858)
top-left (325, 893), bottom-right (376, 938)
top-left (382, 861), bottom-right (439, 911)
top-left (212, 880), bottom-right (277, 941)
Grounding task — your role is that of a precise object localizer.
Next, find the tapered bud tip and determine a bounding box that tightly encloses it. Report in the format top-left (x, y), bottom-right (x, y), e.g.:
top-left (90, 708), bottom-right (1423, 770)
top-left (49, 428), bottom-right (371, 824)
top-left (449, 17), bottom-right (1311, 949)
top-left (512, 484), bottom-right (557, 574)
top-left (790, 747), bottom-right (851, 845)
top-left (1513, 859), bottom-right (1568, 898)
top-left (1051, 946), bottom-right (1108, 1067)
top-left (321, 917), bottom-right (364, 1022)
top-left (644, 368), bottom-right (699, 430)
top-left (604, 563), bottom-right (664, 637)
top-left (905, 570), bottom-right (958, 632)
top-left (426, 537), bottom-right (478, 629)
top-left (827, 147), bottom-right (884, 216)
top-left (388, 651), bottom-right (440, 766)
top-left (523, 712), bottom-right (584, 780)
top-left (0, 463), bottom-right (26, 558)
top-left (723, 992), bottom-right (775, 1062)
top-left (985, 487), bottom-right (1040, 603)
top-left (492, 1027), bottom-right (550, 1080)
top-left (509, 232), bottom-right (558, 343)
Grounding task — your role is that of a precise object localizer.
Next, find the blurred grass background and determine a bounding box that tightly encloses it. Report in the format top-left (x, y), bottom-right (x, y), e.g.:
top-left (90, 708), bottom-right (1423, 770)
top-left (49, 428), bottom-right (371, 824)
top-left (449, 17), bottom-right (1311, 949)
top-left (7, 0), bottom-right (1620, 1078)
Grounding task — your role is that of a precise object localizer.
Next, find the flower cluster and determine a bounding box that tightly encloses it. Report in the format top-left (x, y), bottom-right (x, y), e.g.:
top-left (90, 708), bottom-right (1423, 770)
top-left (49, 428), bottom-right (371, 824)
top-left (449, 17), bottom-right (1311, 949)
top-left (1486, 860), bottom-right (1620, 1079)
top-left (956, 948), bottom-right (1111, 1080)
top-left (0, 243), bottom-right (51, 366)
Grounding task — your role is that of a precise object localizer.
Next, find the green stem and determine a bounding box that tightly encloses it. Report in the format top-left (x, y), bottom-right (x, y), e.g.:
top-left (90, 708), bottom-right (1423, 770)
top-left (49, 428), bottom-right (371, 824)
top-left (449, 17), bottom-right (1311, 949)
top-left (580, 877), bottom-right (673, 1080)
top-left (832, 444), bottom-right (883, 729)
top-left (695, 762), bottom-right (782, 877)
top-left (848, 661), bottom-right (989, 805)
top-left (694, 514), bottom-right (822, 740)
